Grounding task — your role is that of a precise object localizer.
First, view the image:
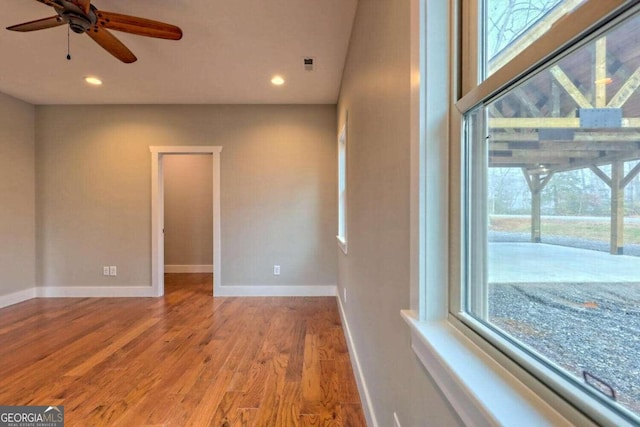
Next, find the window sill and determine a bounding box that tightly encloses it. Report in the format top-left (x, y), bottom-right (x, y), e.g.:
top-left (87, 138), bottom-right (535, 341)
top-left (336, 235), bottom-right (348, 255)
top-left (400, 310), bottom-right (574, 427)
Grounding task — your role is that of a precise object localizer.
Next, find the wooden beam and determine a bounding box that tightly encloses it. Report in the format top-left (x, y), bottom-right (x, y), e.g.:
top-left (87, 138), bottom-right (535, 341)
top-left (491, 118), bottom-right (579, 128)
top-left (489, 104), bottom-right (504, 118)
top-left (543, 151), bottom-right (640, 175)
top-left (490, 131), bottom-right (640, 143)
top-left (491, 151), bottom-right (640, 176)
top-left (513, 87), bottom-right (541, 116)
top-left (608, 65), bottom-right (640, 108)
top-left (490, 141), bottom-right (640, 151)
top-left (490, 117), bottom-right (640, 128)
top-left (552, 82), bottom-right (560, 116)
top-left (550, 65), bottom-right (593, 108)
top-left (595, 37), bottom-right (607, 108)
top-left (589, 165), bottom-right (612, 187)
top-left (489, 155), bottom-right (588, 164)
top-left (621, 161), bottom-right (640, 188)
top-left (576, 132), bottom-right (640, 142)
top-left (540, 173), bottom-right (554, 189)
top-left (540, 141), bottom-right (639, 151)
top-left (521, 168), bottom-right (534, 191)
top-left (491, 150), bottom-right (597, 159)
top-left (491, 163), bottom-right (532, 168)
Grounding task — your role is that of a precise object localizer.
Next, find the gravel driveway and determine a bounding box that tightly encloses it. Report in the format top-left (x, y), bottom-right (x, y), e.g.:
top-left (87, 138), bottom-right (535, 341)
top-left (486, 229), bottom-right (640, 416)
top-left (490, 282), bottom-right (640, 414)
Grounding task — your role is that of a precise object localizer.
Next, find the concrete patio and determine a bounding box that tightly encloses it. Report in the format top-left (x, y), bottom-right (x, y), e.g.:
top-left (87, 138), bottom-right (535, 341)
top-left (489, 242), bottom-right (640, 283)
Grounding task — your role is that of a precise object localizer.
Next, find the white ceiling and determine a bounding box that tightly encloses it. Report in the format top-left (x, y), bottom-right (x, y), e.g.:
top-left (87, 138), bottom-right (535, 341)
top-left (0, 0), bottom-right (357, 105)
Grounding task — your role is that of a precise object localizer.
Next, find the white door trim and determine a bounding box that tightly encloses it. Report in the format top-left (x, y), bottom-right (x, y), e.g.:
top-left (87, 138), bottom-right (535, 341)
top-left (150, 146), bottom-right (223, 297)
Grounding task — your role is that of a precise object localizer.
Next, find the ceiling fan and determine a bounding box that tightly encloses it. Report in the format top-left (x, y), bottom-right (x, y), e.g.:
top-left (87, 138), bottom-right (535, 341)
top-left (6, 0), bottom-right (183, 63)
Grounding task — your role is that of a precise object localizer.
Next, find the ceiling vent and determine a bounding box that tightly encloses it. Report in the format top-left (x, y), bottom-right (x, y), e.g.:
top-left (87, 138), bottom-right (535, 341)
top-left (304, 57), bottom-right (315, 72)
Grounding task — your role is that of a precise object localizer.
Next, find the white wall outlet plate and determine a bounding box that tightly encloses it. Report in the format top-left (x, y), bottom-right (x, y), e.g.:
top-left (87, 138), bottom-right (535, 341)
top-left (273, 265), bottom-right (281, 275)
top-left (103, 266), bottom-right (110, 276)
top-left (109, 266), bottom-right (117, 276)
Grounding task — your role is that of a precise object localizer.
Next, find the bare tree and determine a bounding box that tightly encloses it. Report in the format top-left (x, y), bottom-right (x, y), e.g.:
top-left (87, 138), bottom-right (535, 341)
top-left (487, 0), bottom-right (562, 59)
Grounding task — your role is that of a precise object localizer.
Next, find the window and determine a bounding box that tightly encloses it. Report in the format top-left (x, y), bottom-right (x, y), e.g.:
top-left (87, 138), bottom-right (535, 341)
top-left (337, 122), bottom-right (347, 254)
top-left (483, 0), bottom-right (586, 77)
top-left (459, 1), bottom-right (640, 424)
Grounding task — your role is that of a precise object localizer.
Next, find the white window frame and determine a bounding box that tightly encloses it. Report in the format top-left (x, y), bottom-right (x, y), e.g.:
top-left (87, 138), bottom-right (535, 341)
top-left (403, 0), bottom-right (638, 426)
top-left (337, 121), bottom-right (348, 254)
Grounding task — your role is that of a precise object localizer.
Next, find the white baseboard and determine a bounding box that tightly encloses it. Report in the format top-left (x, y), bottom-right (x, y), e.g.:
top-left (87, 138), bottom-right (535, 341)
top-left (164, 265), bottom-right (213, 273)
top-left (0, 288), bottom-right (36, 309)
top-left (0, 284), bottom-right (335, 302)
top-left (36, 286), bottom-right (156, 298)
top-left (215, 284), bottom-right (336, 297)
top-left (337, 294), bottom-right (379, 427)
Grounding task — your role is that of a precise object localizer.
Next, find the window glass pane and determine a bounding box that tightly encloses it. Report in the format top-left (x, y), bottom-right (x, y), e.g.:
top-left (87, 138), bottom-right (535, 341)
top-left (485, 0), bottom-right (586, 77)
top-left (466, 10), bottom-right (640, 419)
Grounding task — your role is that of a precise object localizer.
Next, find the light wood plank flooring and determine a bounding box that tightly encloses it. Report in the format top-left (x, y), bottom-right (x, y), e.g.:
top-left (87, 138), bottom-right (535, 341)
top-left (0, 273), bottom-right (366, 426)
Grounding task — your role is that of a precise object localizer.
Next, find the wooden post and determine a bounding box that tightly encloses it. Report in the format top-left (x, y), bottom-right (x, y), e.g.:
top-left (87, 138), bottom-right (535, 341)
top-left (611, 160), bottom-right (624, 254)
top-left (522, 170), bottom-right (553, 243)
top-left (532, 187), bottom-right (542, 243)
top-left (592, 162), bottom-right (640, 255)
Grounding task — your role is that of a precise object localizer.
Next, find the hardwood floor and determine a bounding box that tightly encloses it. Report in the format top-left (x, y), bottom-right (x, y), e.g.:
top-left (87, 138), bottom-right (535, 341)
top-left (0, 274), bottom-right (366, 426)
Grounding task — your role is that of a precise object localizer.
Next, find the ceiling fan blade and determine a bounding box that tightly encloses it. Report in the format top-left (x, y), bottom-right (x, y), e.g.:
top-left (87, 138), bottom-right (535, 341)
top-left (69, 0), bottom-right (91, 15)
top-left (35, 0), bottom-right (64, 10)
top-left (7, 16), bottom-right (64, 32)
top-left (96, 11), bottom-right (183, 40)
top-left (86, 27), bottom-right (137, 63)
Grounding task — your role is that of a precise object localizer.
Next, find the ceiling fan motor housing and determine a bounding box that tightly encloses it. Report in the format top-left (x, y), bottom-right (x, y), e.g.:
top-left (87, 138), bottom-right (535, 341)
top-left (61, 12), bottom-right (95, 33)
top-left (58, 5), bottom-right (97, 34)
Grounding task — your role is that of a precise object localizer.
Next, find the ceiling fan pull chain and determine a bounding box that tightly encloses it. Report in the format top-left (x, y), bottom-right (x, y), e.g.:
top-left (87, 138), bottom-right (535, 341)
top-left (67, 25), bottom-right (71, 60)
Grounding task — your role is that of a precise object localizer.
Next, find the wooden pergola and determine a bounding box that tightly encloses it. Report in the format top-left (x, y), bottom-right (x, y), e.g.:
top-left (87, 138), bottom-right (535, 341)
top-left (487, 12), bottom-right (640, 254)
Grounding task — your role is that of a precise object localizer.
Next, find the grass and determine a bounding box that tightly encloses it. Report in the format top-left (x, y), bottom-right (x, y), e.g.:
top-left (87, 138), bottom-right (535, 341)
top-left (490, 216), bottom-right (640, 244)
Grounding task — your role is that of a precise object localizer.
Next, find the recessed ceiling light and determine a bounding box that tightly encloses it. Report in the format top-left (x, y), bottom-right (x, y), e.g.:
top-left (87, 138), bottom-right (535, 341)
top-left (84, 76), bottom-right (103, 86)
top-left (271, 75), bottom-right (285, 86)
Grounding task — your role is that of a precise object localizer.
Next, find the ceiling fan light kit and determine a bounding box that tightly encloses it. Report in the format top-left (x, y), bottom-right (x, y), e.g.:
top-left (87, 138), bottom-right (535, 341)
top-left (6, 0), bottom-right (183, 63)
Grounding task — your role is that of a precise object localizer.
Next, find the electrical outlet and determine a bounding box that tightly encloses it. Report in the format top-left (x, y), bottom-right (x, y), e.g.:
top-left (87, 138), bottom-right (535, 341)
top-left (109, 266), bottom-right (117, 276)
top-left (103, 266), bottom-right (110, 276)
top-left (393, 412), bottom-right (401, 427)
top-left (343, 288), bottom-right (347, 303)
top-left (273, 265), bottom-right (280, 276)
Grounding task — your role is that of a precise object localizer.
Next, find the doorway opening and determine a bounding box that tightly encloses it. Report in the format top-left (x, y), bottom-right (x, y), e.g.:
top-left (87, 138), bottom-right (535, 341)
top-left (150, 146), bottom-right (222, 297)
top-left (164, 154), bottom-right (213, 294)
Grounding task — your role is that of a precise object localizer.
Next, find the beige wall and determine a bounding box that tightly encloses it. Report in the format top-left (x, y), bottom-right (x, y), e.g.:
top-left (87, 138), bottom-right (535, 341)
top-left (35, 105), bottom-right (337, 288)
top-left (163, 154), bottom-right (213, 266)
top-left (337, 1), bottom-right (462, 426)
top-left (0, 92), bottom-right (35, 295)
